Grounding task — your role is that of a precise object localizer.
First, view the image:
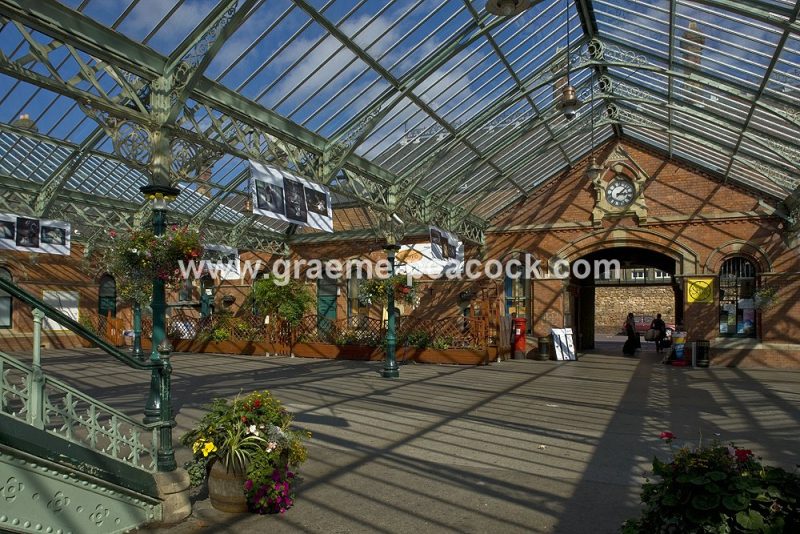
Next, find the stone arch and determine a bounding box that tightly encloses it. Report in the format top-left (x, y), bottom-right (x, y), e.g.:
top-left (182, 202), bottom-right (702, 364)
top-left (554, 227), bottom-right (700, 275)
top-left (704, 240), bottom-right (772, 274)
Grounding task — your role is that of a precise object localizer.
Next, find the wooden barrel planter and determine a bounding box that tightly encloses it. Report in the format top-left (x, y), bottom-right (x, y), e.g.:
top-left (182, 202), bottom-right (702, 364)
top-left (208, 461), bottom-right (248, 513)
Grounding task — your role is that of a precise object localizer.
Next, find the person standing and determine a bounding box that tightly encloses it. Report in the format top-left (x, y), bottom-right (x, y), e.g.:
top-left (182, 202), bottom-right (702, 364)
top-left (651, 313), bottom-right (667, 354)
top-left (623, 312), bottom-right (637, 356)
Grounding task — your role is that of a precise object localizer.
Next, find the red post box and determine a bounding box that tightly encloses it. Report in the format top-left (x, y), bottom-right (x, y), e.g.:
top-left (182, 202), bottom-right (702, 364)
top-left (512, 317), bottom-right (527, 359)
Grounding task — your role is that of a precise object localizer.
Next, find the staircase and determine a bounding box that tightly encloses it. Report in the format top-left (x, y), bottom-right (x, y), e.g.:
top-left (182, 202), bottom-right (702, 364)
top-left (0, 277), bottom-right (179, 533)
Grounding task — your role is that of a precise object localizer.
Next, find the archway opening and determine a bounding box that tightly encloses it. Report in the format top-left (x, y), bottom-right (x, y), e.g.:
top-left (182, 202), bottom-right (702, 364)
top-left (569, 246), bottom-right (681, 354)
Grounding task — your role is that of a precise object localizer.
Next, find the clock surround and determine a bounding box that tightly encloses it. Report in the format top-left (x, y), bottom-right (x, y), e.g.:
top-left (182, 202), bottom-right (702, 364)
top-left (591, 144), bottom-right (649, 225)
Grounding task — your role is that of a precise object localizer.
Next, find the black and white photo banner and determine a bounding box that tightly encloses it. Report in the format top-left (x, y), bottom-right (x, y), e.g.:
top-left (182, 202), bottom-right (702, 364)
top-left (429, 226), bottom-right (463, 262)
top-left (0, 213), bottom-right (71, 255)
top-left (249, 161), bottom-right (333, 232)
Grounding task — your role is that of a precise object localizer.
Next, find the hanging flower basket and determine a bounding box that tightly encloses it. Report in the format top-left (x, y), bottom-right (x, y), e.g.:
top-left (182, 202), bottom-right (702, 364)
top-left (105, 225), bottom-right (202, 304)
top-left (359, 274), bottom-right (418, 306)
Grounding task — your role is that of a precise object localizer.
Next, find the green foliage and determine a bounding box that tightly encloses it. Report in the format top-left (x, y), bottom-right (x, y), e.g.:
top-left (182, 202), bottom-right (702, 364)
top-left (401, 330), bottom-right (431, 349)
top-left (183, 458), bottom-right (209, 488)
top-left (359, 274), bottom-right (419, 306)
top-left (105, 226), bottom-right (202, 305)
top-left (180, 390), bottom-right (310, 483)
top-left (78, 313), bottom-right (96, 335)
top-left (247, 277), bottom-right (313, 326)
top-left (431, 335), bottom-right (454, 350)
top-left (621, 439), bottom-right (800, 533)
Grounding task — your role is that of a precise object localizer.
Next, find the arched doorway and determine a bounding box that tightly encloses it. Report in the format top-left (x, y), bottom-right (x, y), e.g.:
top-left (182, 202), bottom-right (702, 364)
top-left (570, 247), bottom-right (680, 351)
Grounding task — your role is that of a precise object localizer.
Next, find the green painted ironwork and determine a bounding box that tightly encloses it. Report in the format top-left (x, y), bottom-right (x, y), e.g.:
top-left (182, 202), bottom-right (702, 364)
top-left (0, 350), bottom-right (158, 472)
top-left (382, 244), bottom-right (400, 379)
top-left (0, 443), bottom-right (161, 533)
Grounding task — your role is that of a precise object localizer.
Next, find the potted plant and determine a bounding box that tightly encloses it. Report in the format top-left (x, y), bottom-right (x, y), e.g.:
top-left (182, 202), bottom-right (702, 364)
top-left (181, 390), bottom-right (310, 513)
top-left (622, 432), bottom-right (800, 533)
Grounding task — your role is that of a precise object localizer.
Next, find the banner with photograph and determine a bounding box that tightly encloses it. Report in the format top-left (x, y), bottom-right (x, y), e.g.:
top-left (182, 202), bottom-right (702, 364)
top-left (202, 244), bottom-right (240, 280)
top-left (0, 213), bottom-right (71, 255)
top-left (395, 243), bottom-right (464, 277)
top-left (249, 161), bottom-right (333, 232)
top-left (429, 226), bottom-right (463, 262)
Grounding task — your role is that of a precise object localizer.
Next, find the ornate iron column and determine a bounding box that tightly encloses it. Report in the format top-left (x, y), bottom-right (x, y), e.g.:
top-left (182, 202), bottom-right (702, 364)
top-left (156, 340), bottom-right (177, 471)
top-left (141, 184), bottom-right (180, 425)
top-left (382, 244), bottom-right (401, 378)
top-left (132, 302), bottom-right (143, 361)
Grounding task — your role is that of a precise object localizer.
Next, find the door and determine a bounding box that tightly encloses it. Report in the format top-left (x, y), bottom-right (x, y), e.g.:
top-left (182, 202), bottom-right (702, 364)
top-left (317, 277), bottom-right (338, 340)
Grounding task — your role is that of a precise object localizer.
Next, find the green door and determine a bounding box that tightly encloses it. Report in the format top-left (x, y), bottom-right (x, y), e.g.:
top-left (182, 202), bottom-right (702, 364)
top-left (317, 277), bottom-right (337, 340)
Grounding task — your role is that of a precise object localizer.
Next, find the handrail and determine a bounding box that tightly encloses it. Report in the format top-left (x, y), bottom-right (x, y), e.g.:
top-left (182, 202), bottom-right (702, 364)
top-left (0, 349), bottom-right (158, 472)
top-left (0, 277), bottom-right (157, 370)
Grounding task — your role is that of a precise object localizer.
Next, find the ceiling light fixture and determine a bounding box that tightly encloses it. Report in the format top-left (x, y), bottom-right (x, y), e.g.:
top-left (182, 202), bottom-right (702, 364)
top-left (558, 0), bottom-right (580, 120)
top-left (485, 0), bottom-right (533, 17)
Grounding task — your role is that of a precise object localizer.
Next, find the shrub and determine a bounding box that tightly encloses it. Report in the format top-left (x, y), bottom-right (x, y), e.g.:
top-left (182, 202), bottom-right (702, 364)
top-left (402, 330), bottom-right (431, 349)
top-left (431, 336), bottom-right (454, 350)
top-left (622, 434), bottom-right (800, 533)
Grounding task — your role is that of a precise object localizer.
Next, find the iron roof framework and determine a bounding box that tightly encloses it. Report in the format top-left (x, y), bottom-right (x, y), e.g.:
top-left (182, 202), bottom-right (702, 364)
top-left (0, 0), bottom-right (799, 252)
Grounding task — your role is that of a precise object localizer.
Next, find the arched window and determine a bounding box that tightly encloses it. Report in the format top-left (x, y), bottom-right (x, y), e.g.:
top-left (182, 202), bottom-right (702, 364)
top-left (504, 253), bottom-right (530, 333)
top-left (719, 257), bottom-right (756, 337)
top-left (98, 274), bottom-right (116, 318)
top-left (0, 267), bottom-right (12, 328)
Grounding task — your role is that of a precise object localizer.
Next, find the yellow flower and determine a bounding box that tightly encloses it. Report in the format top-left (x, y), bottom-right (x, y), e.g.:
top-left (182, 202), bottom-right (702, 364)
top-left (202, 441), bottom-right (217, 457)
top-left (192, 439), bottom-right (204, 454)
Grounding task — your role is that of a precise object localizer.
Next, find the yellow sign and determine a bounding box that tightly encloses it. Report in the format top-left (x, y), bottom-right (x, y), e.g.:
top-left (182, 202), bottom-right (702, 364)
top-left (687, 278), bottom-right (714, 303)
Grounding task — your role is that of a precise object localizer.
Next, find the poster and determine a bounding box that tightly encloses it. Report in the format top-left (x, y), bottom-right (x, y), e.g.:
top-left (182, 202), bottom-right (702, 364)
top-left (551, 328), bottom-right (576, 361)
top-left (249, 161), bottom-right (332, 232)
top-left (429, 226), bottom-right (463, 262)
top-left (686, 278), bottom-right (714, 303)
top-left (0, 213), bottom-right (71, 255)
top-left (202, 244), bottom-right (240, 280)
top-left (742, 309), bottom-right (755, 335)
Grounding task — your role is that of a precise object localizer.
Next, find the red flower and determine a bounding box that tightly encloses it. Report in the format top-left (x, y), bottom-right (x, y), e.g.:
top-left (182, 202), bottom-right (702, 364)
top-left (660, 431), bottom-right (676, 440)
top-left (109, 230), bottom-right (117, 238)
top-left (241, 416), bottom-right (247, 423)
top-left (253, 399), bottom-right (261, 408)
top-left (734, 449), bottom-right (753, 462)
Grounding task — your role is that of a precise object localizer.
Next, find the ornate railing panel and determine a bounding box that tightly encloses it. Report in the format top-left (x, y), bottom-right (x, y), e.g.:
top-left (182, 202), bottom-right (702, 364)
top-left (0, 350), bottom-right (157, 472)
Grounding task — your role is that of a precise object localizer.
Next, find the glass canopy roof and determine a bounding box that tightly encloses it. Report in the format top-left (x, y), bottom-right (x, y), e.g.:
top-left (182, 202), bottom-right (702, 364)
top-left (0, 0), bottom-right (798, 249)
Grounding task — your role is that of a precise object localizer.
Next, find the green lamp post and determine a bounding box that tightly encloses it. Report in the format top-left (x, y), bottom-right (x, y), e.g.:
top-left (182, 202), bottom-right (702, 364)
top-left (382, 244), bottom-right (401, 378)
top-left (141, 184), bottom-right (180, 426)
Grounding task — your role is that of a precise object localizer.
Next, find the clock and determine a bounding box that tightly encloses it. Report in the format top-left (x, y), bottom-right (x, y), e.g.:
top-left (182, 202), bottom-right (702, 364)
top-left (605, 179), bottom-right (636, 208)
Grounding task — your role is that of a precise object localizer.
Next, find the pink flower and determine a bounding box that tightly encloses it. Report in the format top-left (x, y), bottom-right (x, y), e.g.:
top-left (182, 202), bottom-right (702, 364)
top-left (109, 230), bottom-right (117, 238)
top-left (244, 479), bottom-right (253, 491)
top-left (659, 431), bottom-right (676, 441)
top-left (734, 448), bottom-right (753, 462)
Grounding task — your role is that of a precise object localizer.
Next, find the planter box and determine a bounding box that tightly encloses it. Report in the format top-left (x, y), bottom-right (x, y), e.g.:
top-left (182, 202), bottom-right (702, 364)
top-left (292, 342), bottom-right (382, 361)
top-left (398, 346), bottom-right (489, 365)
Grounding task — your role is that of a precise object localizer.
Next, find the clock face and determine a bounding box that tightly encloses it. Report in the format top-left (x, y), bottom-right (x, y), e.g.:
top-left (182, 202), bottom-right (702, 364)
top-left (606, 179), bottom-right (636, 208)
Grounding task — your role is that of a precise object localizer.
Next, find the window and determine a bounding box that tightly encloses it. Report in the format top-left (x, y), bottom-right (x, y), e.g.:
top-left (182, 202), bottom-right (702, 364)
top-left (719, 257), bottom-right (756, 337)
top-left (504, 254), bottom-right (530, 332)
top-left (0, 267), bottom-right (11, 328)
top-left (347, 268), bottom-right (365, 318)
top-left (631, 269), bottom-right (645, 280)
top-left (654, 270), bottom-right (669, 280)
top-left (98, 274), bottom-right (116, 318)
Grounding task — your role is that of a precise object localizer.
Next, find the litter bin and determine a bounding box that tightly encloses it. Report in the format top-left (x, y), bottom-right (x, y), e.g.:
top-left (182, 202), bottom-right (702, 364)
top-left (537, 336), bottom-right (551, 360)
top-left (695, 340), bottom-right (710, 368)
